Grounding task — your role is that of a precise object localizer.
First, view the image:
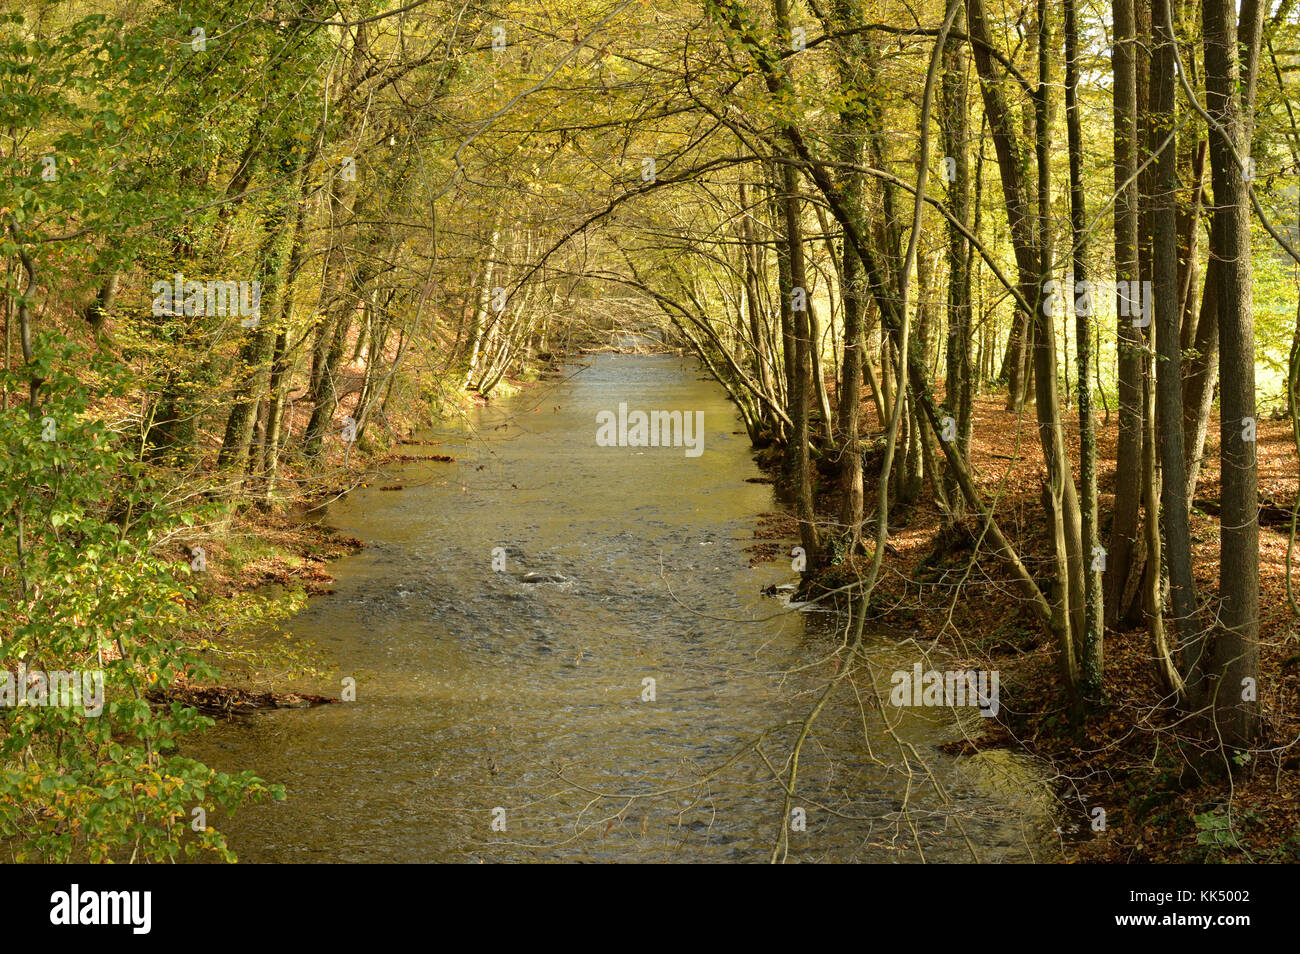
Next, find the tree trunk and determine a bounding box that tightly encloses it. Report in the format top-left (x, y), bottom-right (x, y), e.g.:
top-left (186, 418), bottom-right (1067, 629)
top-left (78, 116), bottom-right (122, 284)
top-left (771, 0), bottom-right (820, 570)
top-left (941, 12), bottom-right (973, 515)
top-left (780, 152), bottom-right (821, 569)
top-left (1066, 0), bottom-right (1103, 695)
top-left (1031, 0), bottom-right (1082, 691)
top-left (739, 179), bottom-right (776, 437)
top-left (1108, 0), bottom-right (1146, 630)
top-left (1202, 0), bottom-right (1262, 747)
top-left (1152, 0), bottom-right (1200, 699)
top-left (465, 218), bottom-right (503, 388)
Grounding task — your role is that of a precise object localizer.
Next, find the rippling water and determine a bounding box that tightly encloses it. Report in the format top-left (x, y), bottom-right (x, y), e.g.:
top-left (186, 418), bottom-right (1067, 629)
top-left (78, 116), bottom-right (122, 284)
top-left (190, 354), bottom-right (1057, 862)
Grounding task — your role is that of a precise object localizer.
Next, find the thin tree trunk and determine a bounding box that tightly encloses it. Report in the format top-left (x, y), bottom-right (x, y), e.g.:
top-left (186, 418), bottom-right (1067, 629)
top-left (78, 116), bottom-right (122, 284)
top-left (941, 10), bottom-right (973, 515)
top-left (1153, 0), bottom-right (1199, 699)
top-left (1066, 0), bottom-right (1103, 695)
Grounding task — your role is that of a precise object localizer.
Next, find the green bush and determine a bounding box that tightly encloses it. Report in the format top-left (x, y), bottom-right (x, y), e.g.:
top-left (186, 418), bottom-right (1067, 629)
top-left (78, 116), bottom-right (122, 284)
top-left (0, 337), bottom-right (282, 862)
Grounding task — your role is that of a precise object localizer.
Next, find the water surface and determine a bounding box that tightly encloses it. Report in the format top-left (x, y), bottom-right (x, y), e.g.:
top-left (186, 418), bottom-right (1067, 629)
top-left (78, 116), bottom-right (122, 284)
top-left (192, 354), bottom-right (1056, 862)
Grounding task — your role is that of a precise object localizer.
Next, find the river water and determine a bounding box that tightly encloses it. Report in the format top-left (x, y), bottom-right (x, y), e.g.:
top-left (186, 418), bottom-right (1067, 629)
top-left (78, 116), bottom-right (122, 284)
top-left (191, 353), bottom-right (1057, 862)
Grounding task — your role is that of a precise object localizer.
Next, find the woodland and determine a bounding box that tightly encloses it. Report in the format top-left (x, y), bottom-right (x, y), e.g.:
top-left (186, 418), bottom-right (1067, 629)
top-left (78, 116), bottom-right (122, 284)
top-left (2, 0), bottom-right (1298, 863)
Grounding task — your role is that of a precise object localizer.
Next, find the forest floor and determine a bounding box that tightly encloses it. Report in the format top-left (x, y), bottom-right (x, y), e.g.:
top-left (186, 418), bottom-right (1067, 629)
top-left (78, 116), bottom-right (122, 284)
top-left (752, 391), bottom-right (1300, 863)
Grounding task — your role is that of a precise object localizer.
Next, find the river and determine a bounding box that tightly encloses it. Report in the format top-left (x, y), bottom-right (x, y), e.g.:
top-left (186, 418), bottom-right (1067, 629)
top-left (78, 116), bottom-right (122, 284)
top-left (190, 353), bottom-right (1057, 862)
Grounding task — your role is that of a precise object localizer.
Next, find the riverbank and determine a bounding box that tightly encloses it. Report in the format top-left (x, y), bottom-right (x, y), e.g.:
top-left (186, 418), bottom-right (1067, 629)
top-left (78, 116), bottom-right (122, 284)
top-left (160, 363), bottom-right (573, 703)
top-left (171, 332), bottom-right (675, 619)
top-left (761, 393), bottom-right (1300, 863)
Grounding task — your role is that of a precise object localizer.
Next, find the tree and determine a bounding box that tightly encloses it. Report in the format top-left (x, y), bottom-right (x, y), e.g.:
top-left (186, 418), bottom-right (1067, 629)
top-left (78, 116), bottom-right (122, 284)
top-left (1202, 0), bottom-right (1263, 747)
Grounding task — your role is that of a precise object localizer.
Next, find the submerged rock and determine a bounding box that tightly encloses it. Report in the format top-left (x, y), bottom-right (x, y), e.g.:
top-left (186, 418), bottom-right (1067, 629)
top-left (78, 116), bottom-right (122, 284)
top-left (516, 571), bottom-right (570, 584)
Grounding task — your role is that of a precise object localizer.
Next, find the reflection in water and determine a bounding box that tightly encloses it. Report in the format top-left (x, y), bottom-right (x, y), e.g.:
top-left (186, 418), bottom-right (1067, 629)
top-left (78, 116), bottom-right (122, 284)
top-left (190, 355), bottom-right (1056, 862)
